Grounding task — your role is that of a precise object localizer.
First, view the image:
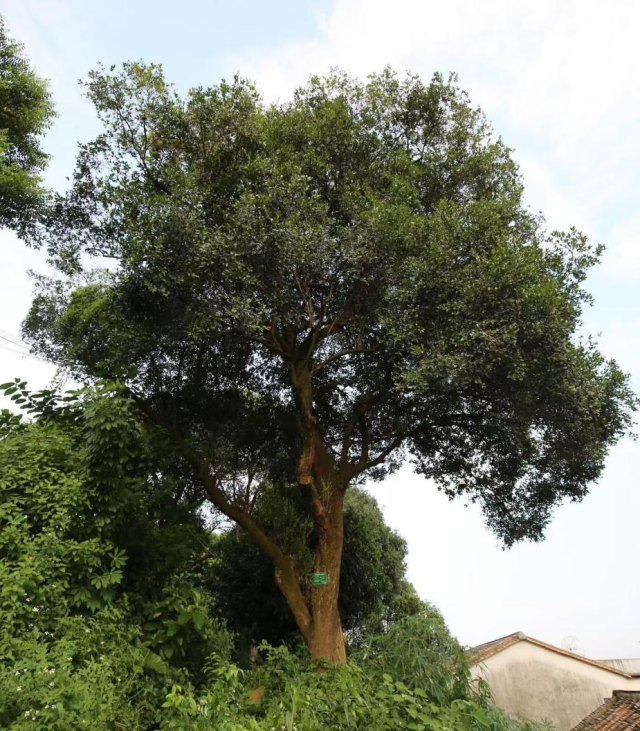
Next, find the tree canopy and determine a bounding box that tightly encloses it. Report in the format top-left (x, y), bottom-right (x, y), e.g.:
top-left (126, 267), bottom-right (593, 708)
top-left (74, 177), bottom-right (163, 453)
top-left (0, 15), bottom-right (54, 233)
top-left (23, 63), bottom-right (635, 660)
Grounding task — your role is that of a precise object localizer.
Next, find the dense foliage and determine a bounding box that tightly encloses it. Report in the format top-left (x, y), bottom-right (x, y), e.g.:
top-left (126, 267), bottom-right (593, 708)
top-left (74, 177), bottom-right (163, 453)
top-left (0, 385), bottom-right (551, 729)
top-left (0, 410), bottom-right (519, 731)
top-left (0, 15), bottom-right (54, 233)
top-left (0, 382), bottom-right (552, 731)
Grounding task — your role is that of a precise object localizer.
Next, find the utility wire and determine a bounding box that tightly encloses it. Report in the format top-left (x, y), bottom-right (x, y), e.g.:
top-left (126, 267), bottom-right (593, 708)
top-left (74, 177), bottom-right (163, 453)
top-left (0, 330), bottom-right (41, 360)
top-left (0, 329), bottom-right (27, 348)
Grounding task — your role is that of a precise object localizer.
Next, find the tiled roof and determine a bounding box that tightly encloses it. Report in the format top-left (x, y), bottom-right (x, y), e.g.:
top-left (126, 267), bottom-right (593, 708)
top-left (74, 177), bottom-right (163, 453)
top-left (468, 632), bottom-right (633, 678)
top-left (468, 631), bottom-right (524, 665)
top-left (599, 660), bottom-right (640, 678)
top-left (571, 691), bottom-right (640, 731)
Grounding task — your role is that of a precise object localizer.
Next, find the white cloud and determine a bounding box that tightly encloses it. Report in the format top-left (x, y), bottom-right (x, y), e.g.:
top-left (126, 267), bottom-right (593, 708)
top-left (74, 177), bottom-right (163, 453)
top-left (232, 0), bottom-right (640, 241)
top-left (517, 151), bottom-right (591, 233)
top-left (602, 218), bottom-right (640, 281)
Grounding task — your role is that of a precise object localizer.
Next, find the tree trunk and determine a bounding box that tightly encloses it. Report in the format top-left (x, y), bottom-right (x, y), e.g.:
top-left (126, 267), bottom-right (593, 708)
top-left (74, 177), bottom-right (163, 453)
top-left (307, 610), bottom-right (346, 663)
top-left (307, 492), bottom-right (347, 663)
top-left (141, 371), bottom-right (349, 662)
top-left (278, 487), bottom-right (347, 663)
top-left (280, 362), bottom-right (349, 662)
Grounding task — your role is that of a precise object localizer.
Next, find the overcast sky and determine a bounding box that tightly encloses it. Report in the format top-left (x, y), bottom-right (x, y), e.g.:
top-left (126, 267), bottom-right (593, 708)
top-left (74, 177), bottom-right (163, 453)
top-left (2, 0), bottom-right (639, 659)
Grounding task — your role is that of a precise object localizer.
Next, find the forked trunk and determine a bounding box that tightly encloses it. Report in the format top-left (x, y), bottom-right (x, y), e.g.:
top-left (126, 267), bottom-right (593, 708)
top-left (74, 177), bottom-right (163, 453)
top-left (167, 361), bottom-right (351, 663)
top-left (281, 364), bottom-right (349, 662)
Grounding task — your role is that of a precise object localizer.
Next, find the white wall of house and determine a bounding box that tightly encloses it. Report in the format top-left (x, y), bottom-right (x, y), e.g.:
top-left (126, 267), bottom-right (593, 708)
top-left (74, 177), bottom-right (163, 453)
top-left (470, 640), bottom-right (640, 731)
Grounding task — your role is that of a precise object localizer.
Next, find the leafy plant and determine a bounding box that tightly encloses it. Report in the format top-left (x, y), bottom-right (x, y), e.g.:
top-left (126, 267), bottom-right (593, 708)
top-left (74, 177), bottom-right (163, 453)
top-left (0, 14), bottom-right (54, 233)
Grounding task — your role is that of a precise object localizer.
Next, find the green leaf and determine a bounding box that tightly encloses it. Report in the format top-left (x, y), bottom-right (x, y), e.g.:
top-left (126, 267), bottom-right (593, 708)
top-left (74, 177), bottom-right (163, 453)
top-left (143, 650), bottom-right (168, 674)
top-left (177, 609), bottom-right (191, 625)
top-left (192, 611), bottom-right (206, 631)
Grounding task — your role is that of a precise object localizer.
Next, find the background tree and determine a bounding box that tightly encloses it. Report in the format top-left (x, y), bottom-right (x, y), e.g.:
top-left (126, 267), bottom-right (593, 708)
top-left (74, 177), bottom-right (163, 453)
top-left (208, 488), bottom-right (422, 652)
top-left (0, 384), bottom-right (233, 672)
top-left (24, 64), bottom-right (635, 662)
top-left (0, 15), bottom-right (54, 233)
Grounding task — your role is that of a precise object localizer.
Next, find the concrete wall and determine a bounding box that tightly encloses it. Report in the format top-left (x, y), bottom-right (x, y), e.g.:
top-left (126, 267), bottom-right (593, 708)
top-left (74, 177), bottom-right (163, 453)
top-left (470, 641), bottom-right (640, 731)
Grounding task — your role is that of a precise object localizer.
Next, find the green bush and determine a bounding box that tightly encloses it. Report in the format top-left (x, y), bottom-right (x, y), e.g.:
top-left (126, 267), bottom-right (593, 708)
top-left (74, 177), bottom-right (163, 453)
top-left (0, 388), bottom-right (233, 728)
top-left (0, 607), bottom-right (169, 730)
top-left (156, 635), bottom-right (550, 731)
top-left (355, 608), bottom-right (471, 704)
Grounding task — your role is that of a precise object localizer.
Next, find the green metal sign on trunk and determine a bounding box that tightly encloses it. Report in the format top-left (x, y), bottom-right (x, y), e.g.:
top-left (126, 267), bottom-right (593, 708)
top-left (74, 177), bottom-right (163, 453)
top-left (313, 572), bottom-right (328, 586)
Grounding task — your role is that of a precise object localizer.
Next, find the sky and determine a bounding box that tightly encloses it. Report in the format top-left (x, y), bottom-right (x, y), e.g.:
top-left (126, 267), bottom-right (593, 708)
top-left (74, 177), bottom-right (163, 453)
top-left (1, 0), bottom-right (639, 659)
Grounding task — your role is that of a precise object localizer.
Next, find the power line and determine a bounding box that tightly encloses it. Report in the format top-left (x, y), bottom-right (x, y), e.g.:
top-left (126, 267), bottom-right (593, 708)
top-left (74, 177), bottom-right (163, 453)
top-left (0, 331), bottom-right (41, 360)
top-left (0, 340), bottom-right (29, 354)
top-left (0, 343), bottom-right (36, 358)
top-left (0, 329), bottom-right (27, 348)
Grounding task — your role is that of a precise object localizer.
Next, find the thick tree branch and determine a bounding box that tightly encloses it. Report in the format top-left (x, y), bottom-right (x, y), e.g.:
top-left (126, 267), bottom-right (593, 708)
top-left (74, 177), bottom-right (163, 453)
top-left (132, 395), bottom-right (312, 632)
top-left (358, 435), bottom-right (406, 473)
top-left (317, 302), bottom-right (357, 339)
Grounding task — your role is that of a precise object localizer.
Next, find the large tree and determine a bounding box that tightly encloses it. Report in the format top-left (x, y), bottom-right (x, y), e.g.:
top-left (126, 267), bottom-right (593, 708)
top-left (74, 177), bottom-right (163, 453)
top-left (24, 64), bottom-right (635, 662)
top-left (0, 15), bottom-right (54, 233)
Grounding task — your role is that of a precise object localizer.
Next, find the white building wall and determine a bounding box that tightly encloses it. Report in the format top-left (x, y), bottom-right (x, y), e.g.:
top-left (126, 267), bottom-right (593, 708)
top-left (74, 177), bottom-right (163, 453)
top-left (470, 641), bottom-right (640, 731)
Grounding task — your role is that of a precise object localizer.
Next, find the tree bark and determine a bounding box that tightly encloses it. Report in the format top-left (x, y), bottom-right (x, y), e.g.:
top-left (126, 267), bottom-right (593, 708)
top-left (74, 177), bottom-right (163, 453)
top-left (306, 492), bottom-right (347, 663)
top-left (279, 363), bottom-right (349, 663)
top-left (276, 487), bottom-right (347, 663)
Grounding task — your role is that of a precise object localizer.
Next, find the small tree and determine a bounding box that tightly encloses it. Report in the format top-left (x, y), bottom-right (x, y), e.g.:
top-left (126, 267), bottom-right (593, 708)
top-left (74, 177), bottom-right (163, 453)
top-left (0, 15), bottom-right (54, 233)
top-left (24, 65), bottom-right (635, 662)
top-left (0, 384), bottom-right (234, 674)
